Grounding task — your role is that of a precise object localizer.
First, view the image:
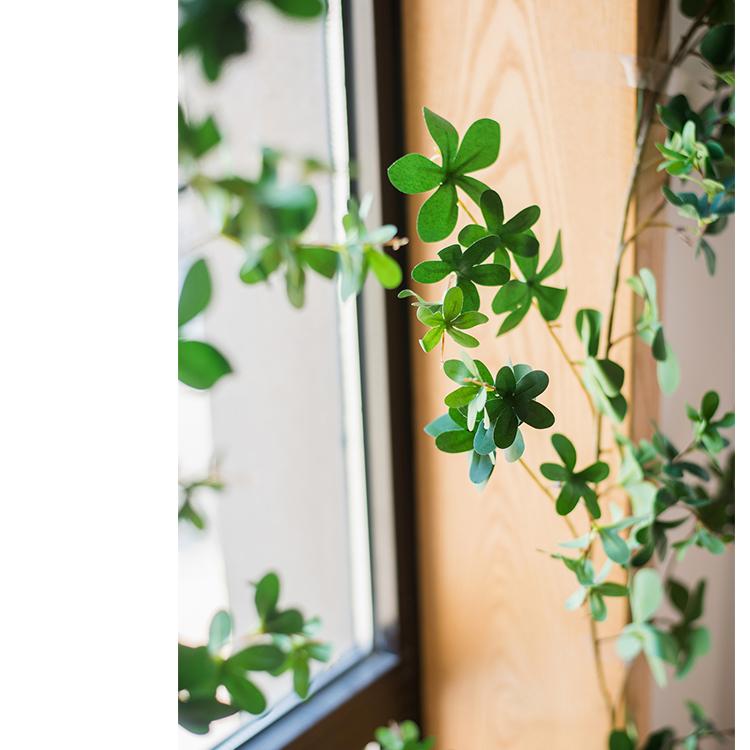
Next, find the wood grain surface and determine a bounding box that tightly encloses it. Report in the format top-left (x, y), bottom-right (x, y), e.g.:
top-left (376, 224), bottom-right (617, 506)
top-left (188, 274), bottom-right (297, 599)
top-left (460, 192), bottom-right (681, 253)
top-left (399, 1), bottom-right (663, 746)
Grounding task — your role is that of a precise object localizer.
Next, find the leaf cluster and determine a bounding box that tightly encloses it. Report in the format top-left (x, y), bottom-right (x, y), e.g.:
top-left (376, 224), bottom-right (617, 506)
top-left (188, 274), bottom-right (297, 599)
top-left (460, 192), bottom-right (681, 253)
top-left (425, 359), bottom-right (553, 484)
top-left (178, 572), bottom-right (330, 734)
top-left (388, 108), bottom-right (500, 241)
top-left (178, 258), bottom-right (233, 390)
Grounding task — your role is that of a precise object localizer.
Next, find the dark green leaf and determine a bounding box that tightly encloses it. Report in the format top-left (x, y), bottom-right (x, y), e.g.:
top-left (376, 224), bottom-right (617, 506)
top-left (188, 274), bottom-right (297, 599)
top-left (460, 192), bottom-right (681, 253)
top-left (515, 399), bottom-right (554, 429)
top-left (551, 433), bottom-right (577, 470)
top-left (265, 609), bottom-right (305, 634)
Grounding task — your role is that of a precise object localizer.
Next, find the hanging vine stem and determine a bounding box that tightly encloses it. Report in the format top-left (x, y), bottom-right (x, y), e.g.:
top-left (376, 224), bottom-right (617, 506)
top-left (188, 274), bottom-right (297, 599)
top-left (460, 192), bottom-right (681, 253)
top-left (457, 191), bottom-right (614, 717)
top-left (518, 457), bottom-right (579, 537)
top-left (594, 2), bottom-right (715, 462)
top-left (455, 199), bottom-right (594, 414)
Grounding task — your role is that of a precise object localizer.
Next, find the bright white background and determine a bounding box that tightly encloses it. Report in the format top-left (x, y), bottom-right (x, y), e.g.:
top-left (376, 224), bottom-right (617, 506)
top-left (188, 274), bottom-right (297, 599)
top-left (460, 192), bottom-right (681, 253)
top-left (0, 1), bottom-right (746, 748)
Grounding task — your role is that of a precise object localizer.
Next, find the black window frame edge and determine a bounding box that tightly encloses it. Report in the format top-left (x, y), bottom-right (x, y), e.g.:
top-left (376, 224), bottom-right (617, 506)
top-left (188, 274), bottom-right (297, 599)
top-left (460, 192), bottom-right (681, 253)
top-left (227, 1), bottom-right (422, 748)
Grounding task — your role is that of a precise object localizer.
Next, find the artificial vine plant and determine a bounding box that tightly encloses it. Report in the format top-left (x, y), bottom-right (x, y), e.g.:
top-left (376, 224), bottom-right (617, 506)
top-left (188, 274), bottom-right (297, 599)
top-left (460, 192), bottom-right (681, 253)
top-left (178, 0), bottom-right (735, 746)
top-left (385, 1), bottom-right (734, 747)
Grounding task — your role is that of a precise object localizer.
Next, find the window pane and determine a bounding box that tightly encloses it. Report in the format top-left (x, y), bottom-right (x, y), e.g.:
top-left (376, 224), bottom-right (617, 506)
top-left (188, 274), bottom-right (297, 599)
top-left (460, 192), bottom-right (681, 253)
top-left (178, 3), bottom-right (380, 747)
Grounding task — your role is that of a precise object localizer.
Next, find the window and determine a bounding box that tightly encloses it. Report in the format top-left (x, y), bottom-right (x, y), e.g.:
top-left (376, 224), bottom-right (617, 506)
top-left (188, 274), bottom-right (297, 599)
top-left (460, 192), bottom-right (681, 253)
top-left (178, 1), bottom-right (419, 747)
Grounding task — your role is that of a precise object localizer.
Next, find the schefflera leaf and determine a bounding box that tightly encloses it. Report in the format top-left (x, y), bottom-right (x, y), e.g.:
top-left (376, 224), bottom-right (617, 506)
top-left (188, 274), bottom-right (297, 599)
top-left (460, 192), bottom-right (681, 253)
top-left (540, 433), bottom-right (609, 518)
top-left (411, 235), bottom-right (510, 312)
top-left (575, 308), bottom-right (627, 423)
top-left (492, 230), bottom-right (567, 335)
top-left (627, 268), bottom-right (680, 394)
top-left (387, 108), bottom-right (501, 242)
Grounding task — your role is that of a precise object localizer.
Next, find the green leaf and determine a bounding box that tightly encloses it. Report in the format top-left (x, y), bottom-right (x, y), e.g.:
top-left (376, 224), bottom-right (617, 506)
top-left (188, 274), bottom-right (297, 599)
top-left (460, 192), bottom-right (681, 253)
top-left (179, 258), bottom-right (212, 327)
top-left (265, 608), bottom-right (305, 634)
top-left (600, 528), bottom-right (630, 564)
top-left (555, 483), bottom-right (580, 515)
top-left (609, 730), bottom-right (636, 750)
top-left (299, 245), bottom-right (337, 279)
top-left (255, 572), bottom-right (280, 620)
top-left (452, 311), bottom-right (489, 329)
top-left (493, 401), bottom-right (518, 449)
top-left (367, 249), bottom-right (403, 289)
top-left (502, 205), bottom-right (541, 235)
top-left (515, 399), bottom-right (554, 429)
top-left (387, 153), bottom-right (444, 194)
top-left (596, 582), bottom-right (629, 597)
top-left (178, 644), bottom-right (220, 698)
top-left (179, 108), bottom-right (222, 161)
top-left (207, 610), bottom-right (232, 655)
top-left (700, 23), bottom-right (734, 68)
top-left (443, 359), bottom-right (473, 384)
top-left (590, 591), bottom-right (607, 621)
top-left (293, 659), bottom-right (311, 698)
top-left (651, 326), bottom-right (667, 361)
top-left (178, 697), bottom-right (237, 735)
top-left (229, 644), bottom-right (285, 672)
top-left (631, 568), bottom-right (662, 623)
top-left (442, 286), bottom-right (463, 321)
top-left (424, 413), bottom-right (460, 437)
top-left (492, 279), bottom-right (529, 313)
top-left (578, 461), bottom-right (609, 483)
top-left (412, 260), bottom-right (453, 283)
top-left (452, 118), bottom-right (501, 173)
top-left (503, 428), bottom-right (525, 462)
top-left (420, 326), bottom-right (444, 353)
top-left (178, 340), bottom-right (232, 390)
top-left (701, 390), bottom-right (720, 420)
top-left (446, 328), bottom-right (480, 348)
top-left (267, 0), bottom-right (324, 18)
top-left (221, 665), bottom-right (266, 714)
top-left (540, 463), bottom-right (568, 481)
top-left (469, 451), bottom-right (494, 484)
top-left (575, 308), bottom-right (602, 357)
top-left (538, 231), bottom-right (563, 279)
top-left (445, 385), bottom-right (480, 407)
top-left (515, 370), bottom-right (549, 399)
top-left (535, 285), bottom-right (567, 321)
top-left (418, 182), bottom-right (458, 242)
top-left (551, 433), bottom-right (577, 470)
top-left (657, 344), bottom-right (681, 395)
top-left (435, 429), bottom-right (474, 453)
top-left (423, 107), bottom-right (459, 165)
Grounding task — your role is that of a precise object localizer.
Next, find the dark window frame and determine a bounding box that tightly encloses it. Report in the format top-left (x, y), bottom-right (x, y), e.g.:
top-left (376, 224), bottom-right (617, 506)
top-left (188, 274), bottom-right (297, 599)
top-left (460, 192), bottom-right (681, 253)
top-left (223, 1), bottom-right (422, 748)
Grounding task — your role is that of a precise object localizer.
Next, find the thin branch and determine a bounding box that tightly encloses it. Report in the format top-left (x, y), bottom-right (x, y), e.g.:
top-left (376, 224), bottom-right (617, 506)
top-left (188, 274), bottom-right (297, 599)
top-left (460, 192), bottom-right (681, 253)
top-left (518, 457), bottom-right (578, 537)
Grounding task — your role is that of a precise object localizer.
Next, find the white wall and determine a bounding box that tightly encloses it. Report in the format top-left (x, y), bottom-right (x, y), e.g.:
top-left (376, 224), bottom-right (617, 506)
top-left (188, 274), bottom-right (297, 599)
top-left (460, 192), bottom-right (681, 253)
top-left (650, 7), bottom-right (735, 740)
